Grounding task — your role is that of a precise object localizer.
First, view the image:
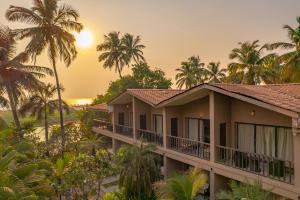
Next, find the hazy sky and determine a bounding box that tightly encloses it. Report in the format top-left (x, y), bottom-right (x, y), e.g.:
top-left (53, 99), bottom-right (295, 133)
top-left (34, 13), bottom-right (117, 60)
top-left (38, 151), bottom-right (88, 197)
top-left (0, 0), bottom-right (300, 98)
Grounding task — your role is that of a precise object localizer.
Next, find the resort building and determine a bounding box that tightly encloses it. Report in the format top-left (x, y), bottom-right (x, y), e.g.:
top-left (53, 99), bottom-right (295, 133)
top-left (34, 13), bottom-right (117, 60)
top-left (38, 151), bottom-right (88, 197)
top-left (92, 83), bottom-right (300, 200)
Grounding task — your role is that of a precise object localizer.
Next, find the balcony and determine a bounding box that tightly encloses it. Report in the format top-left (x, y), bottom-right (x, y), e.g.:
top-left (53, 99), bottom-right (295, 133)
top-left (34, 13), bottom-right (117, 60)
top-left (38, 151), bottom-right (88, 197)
top-left (167, 135), bottom-right (210, 160)
top-left (93, 119), bottom-right (113, 132)
top-left (136, 129), bottom-right (163, 146)
top-left (114, 124), bottom-right (133, 138)
top-left (215, 145), bottom-right (294, 184)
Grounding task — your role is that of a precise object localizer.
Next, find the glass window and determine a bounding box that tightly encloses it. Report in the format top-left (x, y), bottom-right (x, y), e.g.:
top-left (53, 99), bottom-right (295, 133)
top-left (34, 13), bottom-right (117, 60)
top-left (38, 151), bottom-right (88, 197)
top-left (153, 115), bottom-right (163, 134)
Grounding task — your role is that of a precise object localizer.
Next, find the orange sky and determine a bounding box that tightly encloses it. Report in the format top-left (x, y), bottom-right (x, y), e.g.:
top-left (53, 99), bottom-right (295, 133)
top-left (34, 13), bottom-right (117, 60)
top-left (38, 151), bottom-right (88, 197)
top-left (1, 0), bottom-right (300, 99)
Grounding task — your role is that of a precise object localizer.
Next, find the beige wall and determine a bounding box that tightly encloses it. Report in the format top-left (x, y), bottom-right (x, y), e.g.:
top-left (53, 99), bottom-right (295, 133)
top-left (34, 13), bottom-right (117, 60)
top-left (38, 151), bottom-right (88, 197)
top-left (113, 103), bottom-right (133, 126)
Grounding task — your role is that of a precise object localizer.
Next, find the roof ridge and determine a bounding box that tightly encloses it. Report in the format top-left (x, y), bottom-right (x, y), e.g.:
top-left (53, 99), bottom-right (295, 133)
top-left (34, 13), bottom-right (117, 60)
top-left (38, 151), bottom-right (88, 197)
top-left (127, 88), bottom-right (185, 91)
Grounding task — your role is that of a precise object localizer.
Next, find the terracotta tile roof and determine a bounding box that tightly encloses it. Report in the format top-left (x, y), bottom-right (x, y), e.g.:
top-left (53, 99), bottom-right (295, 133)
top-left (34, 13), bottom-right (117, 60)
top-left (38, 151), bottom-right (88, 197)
top-left (127, 89), bottom-right (185, 105)
top-left (87, 103), bottom-right (108, 112)
top-left (210, 83), bottom-right (300, 113)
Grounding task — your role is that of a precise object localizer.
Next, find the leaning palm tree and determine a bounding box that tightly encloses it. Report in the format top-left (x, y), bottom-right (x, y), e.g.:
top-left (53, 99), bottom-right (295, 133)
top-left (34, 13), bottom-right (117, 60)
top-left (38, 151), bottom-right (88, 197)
top-left (217, 179), bottom-right (272, 200)
top-left (97, 31), bottom-right (128, 78)
top-left (175, 56), bottom-right (205, 89)
top-left (206, 62), bottom-right (226, 83)
top-left (118, 143), bottom-right (161, 200)
top-left (156, 167), bottom-right (208, 200)
top-left (227, 40), bottom-right (271, 85)
top-left (19, 83), bottom-right (69, 144)
top-left (6, 0), bottom-right (83, 152)
top-left (0, 26), bottom-right (53, 135)
top-left (268, 17), bottom-right (300, 82)
top-left (122, 33), bottom-right (145, 64)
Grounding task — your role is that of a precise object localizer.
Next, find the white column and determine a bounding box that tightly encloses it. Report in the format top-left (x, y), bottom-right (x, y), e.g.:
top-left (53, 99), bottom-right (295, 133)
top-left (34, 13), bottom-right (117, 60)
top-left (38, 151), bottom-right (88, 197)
top-left (209, 91), bottom-right (215, 162)
top-left (163, 107), bottom-right (167, 149)
top-left (292, 117), bottom-right (300, 188)
top-left (209, 171), bottom-right (215, 200)
top-left (132, 97), bottom-right (136, 141)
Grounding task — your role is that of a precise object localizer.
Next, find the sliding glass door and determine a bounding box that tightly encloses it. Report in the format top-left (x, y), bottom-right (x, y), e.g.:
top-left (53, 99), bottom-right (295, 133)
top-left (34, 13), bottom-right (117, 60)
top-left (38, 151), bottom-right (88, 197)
top-left (187, 118), bottom-right (210, 143)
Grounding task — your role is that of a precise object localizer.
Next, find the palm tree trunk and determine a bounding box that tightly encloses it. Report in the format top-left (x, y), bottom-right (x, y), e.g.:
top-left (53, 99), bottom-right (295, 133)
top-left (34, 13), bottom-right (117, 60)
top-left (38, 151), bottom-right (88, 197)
top-left (116, 60), bottom-right (122, 78)
top-left (52, 61), bottom-right (65, 155)
top-left (6, 83), bottom-right (21, 135)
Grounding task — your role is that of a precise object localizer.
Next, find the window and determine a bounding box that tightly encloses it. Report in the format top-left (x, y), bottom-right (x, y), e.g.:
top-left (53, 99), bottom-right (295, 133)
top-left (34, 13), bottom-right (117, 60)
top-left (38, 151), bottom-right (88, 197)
top-left (236, 123), bottom-right (293, 161)
top-left (153, 114), bottom-right (163, 134)
top-left (187, 118), bottom-right (210, 143)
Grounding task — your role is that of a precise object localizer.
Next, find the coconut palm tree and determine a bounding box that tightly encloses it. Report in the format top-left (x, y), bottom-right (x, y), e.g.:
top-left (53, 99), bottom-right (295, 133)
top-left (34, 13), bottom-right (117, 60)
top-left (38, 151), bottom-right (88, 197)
top-left (260, 55), bottom-right (285, 84)
top-left (268, 17), bottom-right (300, 82)
top-left (0, 26), bottom-right (53, 135)
top-left (156, 167), bottom-right (207, 200)
top-left (97, 31), bottom-right (128, 78)
top-left (19, 83), bottom-right (69, 144)
top-left (6, 0), bottom-right (83, 152)
top-left (206, 62), bottom-right (226, 83)
top-left (227, 40), bottom-right (271, 85)
top-left (175, 56), bottom-right (205, 89)
top-left (122, 33), bottom-right (145, 64)
top-left (118, 143), bottom-right (161, 199)
top-left (216, 180), bottom-right (272, 200)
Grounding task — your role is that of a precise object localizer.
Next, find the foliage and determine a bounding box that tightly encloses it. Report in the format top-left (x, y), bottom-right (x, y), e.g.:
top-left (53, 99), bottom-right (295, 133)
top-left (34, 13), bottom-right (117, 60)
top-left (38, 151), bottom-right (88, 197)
top-left (216, 180), bottom-right (272, 200)
top-left (155, 167), bottom-right (207, 200)
top-left (118, 143), bottom-right (161, 200)
top-left (206, 62), bottom-right (226, 83)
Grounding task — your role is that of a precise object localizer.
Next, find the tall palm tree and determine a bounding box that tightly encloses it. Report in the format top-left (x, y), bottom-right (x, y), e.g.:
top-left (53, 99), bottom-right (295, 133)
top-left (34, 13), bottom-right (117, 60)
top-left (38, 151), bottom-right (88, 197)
top-left (227, 40), bottom-right (271, 85)
top-left (122, 33), bottom-right (145, 64)
top-left (0, 26), bottom-right (52, 135)
top-left (97, 31), bottom-right (128, 78)
top-left (268, 17), bottom-right (300, 82)
top-left (175, 56), bottom-right (205, 89)
top-left (6, 0), bottom-right (83, 152)
top-left (217, 180), bottom-right (272, 200)
top-left (118, 143), bottom-right (161, 199)
top-left (156, 167), bottom-right (207, 200)
top-left (206, 62), bottom-right (226, 83)
top-left (19, 83), bottom-right (69, 144)
top-left (260, 55), bottom-right (285, 84)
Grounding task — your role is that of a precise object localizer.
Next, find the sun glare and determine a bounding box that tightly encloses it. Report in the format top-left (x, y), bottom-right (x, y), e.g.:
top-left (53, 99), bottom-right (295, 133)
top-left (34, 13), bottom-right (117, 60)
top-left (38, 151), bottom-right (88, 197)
top-left (74, 30), bottom-right (93, 49)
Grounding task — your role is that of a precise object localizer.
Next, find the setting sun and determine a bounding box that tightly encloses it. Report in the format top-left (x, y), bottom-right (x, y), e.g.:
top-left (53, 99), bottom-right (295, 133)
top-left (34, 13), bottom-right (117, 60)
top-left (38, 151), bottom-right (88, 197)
top-left (74, 30), bottom-right (93, 48)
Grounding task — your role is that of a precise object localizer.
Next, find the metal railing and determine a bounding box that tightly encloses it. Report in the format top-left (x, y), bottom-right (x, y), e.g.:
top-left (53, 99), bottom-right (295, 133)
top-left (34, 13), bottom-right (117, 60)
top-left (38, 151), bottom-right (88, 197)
top-left (167, 135), bottom-right (210, 160)
top-left (136, 129), bottom-right (163, 146)
top-left (215, 145), bottom-right (294, 184)
top-left (114, 124), bottom-right (133, 138)
top-left (93, 119), bottom-right (113, 132)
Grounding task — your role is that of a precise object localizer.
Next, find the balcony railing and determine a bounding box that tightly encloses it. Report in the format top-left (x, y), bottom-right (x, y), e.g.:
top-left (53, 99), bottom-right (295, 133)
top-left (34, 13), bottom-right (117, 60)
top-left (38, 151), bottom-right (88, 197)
top-left (136, 129), bottom-right (163, 146)
top-left (215, 145), bottom-right (294, 184)
top-left (167, 135), bottom-right (210, 160)
top-left (93, 119), bottom-right (113, 132)
top-left (115, 124), bottom-right (133, 138)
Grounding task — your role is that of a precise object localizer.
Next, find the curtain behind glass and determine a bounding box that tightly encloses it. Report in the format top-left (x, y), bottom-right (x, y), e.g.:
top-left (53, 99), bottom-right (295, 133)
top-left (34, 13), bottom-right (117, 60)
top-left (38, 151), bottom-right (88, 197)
top-left (237, 124), bottom-right (255, 153)
top-left (277, 128), bottom-right (293, 161)
top-left (256, 126), bottom-right (275, 157)
top-left (188, 119), bottom-right (199, 141)
top-left (155, 115), bottom-right (163, 134)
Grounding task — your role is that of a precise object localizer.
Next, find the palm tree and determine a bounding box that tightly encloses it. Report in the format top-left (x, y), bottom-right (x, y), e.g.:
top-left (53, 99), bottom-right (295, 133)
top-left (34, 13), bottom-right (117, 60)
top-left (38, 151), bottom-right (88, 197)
top-left (217, 180), bottom-right (272, 200)
top-left (156, 167), bottom-right (207, 200)
top-left (118, 143), bottom-right (161, 199)
top-left (19, 83), bottom-right (69, 144)
top-left (206, 62), bottom-right (226, 83)
top-left (122, 33), bottom-right (145, 64)
top-left (0, 26), bottom-right (53, 135)
top-left (260, 55), bottom-right (285, 84)
top-left (175, 56), bottom-right (205, 89)
top-left (6, 0), bottom-right (83, 152)
top-left (227, 40), bottom-right (271, 85)
top-left (268, 17), bottom-right (300, 82)
top-left (97, 31), bottom-right (128, 78)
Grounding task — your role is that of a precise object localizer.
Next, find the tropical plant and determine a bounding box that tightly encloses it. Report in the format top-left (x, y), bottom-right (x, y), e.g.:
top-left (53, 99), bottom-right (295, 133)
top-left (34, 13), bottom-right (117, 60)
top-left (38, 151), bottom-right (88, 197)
top-left (260, 55), bottom-right (285, 84)
top-left (122, 33), bottom-right (145, 64)
top-left (19, 83), bottom-right (69, 144)
top-left (97, 32), bottom-right (146, 78)
top-left (0, 26), bottom-right (53, 136)
top-left (175, 56), bottom-right (205, 89)
top-left (227, 40), bottom-right (271, 85)
top-left (268, 17), bottom-right (300, 82)
top-left (118, 143), bottom-right (161, 199)
top-left (217, 180), bottom-right (272, 200)
top-left (155, 167), bottom-right (207, 200)
top-left (6, 0), bottom-right (83, 152)
top-left (206, 62), bottom-right (226, 83)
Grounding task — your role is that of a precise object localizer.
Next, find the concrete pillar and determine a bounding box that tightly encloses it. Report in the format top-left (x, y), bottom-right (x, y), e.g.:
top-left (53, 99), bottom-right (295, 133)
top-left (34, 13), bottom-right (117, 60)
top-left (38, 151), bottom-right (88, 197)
top-left (209, 171), bottom-right (215, 200)
top-left (163, 107), bottom-right (167, 149)
top-left (292, 117), bottom-right (300, 189)
top-left (163, 155), bottom-right (168, 178)
top-left (210, 171), bottom-right (230, 200)
top-left (132, 97), bottom-right (136, 141)
top-left (209, 92), bottom-right (215, 162)
top-left (112, 105), bottom-right (116, 133)
top-left (112, 138), bottom-right (117, 153)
